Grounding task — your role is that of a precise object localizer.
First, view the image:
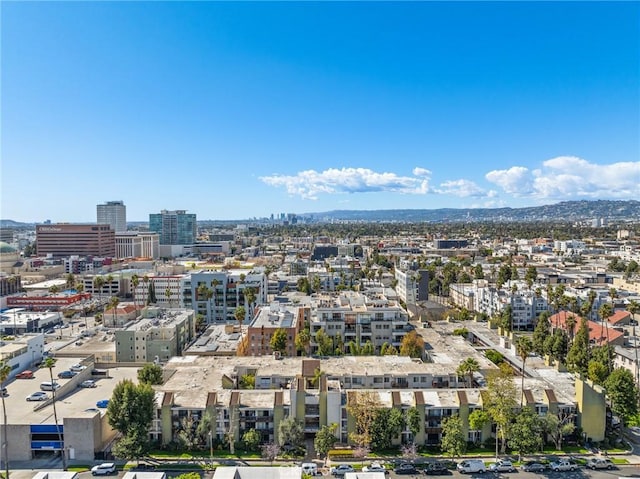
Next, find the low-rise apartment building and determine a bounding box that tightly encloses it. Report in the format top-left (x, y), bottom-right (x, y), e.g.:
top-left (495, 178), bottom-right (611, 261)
top-left (310, 291), bottom-right (411, 353)
top-left (115, 309), bottom-right (196, 363)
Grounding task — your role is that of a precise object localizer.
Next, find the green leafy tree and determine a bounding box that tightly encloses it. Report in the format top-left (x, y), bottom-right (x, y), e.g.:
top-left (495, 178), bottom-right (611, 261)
top-left (137, 363), bottom-right (163, 385)
top-left (314, 423), bottom-right (339, 463)
top-left (406, 407), bottom-right (421, 441)
top-left (485, 366), bottom-right (518, 455)
top-left (532, 312), bottom-right (550, 356)
top-left (468, 409), bottom-right (490, 436)
top-left (315, 329), bottom-right (334, 356)
top-left (515, 336), bottom-right (533, 405)
top-left (485, 349), bottom-right (504, 365)
top-left (440, 415), bottom-right (466, 457)
top-left (277, 417), bottom-right (304, 448)
top-left (347, 391), bottom-right (380, 447)
top-left (242, 428), bottom-right (261, 451)
top-left (604, 368), bottom-right (640, 423)
top-left (112, 427), bottom-right (150, 463)
top-left (370, 408), bottom-right (405, 450)
top-left (43, 357), bottom-right (66, 470)
top-left (270, 328), bottom-right (288, 355)
top-left (508, 408), bottom-right (544, 459)
top-left (588, 360), bottom-right (609, 385)
top-left (0, 362), bottom-right (11, 478)
top-left (239, 374), bottom-right (255, 389)
top-left (566, 318), bottom-right (590, 376)
top-left (107, 379), bottom-right (156, 460)
top-left (543, 412), bottom-right (575, 450)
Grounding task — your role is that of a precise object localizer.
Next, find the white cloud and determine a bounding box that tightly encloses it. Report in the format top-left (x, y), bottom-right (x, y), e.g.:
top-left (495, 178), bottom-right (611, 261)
top-left (435, 179), bottom-right (492, 198)
top-left (260, 167), bottom-right (432, 199)
top-left (484, 166), bottom-right (534, 195)
top-left (485, 156), bottom-right (640, 200)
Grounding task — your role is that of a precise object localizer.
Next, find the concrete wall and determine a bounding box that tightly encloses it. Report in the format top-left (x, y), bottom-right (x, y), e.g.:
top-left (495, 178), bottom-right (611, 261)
top-left (64, 416), bottom-right (99, 462)
top-left (575, 376), bottom-right (606, 442)
top-left (5, 424), bottom-right (31, 461)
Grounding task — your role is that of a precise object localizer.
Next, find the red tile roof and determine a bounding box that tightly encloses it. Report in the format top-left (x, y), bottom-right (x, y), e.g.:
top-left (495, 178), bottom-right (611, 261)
top-left (549, 311), bottom-right (624, 346)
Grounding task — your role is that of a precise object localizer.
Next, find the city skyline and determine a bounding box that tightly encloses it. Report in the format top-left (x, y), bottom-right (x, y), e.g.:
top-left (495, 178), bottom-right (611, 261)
top-left (2, 2), bottom-right (639, 223)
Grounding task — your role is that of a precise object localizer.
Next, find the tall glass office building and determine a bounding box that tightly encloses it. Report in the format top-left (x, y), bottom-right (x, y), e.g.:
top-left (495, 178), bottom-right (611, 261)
top-left (149, 210), bottom-right (197, 245)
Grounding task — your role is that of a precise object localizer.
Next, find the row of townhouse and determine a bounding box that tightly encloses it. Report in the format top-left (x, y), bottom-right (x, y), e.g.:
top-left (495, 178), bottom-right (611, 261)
top-left (152, 356), bottom-right (604, 448)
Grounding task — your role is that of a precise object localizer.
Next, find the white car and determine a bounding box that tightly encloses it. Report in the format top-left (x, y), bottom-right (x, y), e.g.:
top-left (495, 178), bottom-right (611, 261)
top-left (26, 391), bottom-right (48, 402)
top-left (331, 465), bottom-right (354, 476)
top-left (363, 463), bottom-right (387, 473)
top-left (91, 463), bottom-right (116, 475)
top-left (70, 363), bottom-right (87, 372)
top-left (489, 460), bottom-right (516, 473)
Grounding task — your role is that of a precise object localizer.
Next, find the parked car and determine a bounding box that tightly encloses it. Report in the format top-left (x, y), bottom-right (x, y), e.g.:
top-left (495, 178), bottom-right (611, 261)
top-left (302, 463), bottom-right (320, 476)
top-left (26, 391), bottom-right (48, 402)
top-left (457, 460), bottom-right (486, 474)
top-left (394, 464), bottom-right (418, 475)
top-left (70, 363), bottom-right (87, 372)
top-left (363, 463), bottom-right (388, 473)
top-left (15, 370), bottom-right (34, 379)
top-left (521, 461), bottom-right (546, 472)
top-left (331, 465), bottom-right (355, 476)
top-left (57, 370), bottom-right (77, 379)
top-left (91, 463), bottom-right (116, 475)
top-left (79, 379), bottom-right (97, 388)
top-left (586, 458), bottom-right (615, 470)
top-left (489, 460), bottom-right (516, 473)
top-left (96, 399), bottom-right (110, 408)
top-left (423, 462), bottom-right (450, 475)
top-left (549, 460), bottom-right (578, 472)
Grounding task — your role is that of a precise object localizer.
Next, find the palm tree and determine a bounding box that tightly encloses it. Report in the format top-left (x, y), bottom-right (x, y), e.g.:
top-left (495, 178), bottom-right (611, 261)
top-left (598, 303), bottom-right (613, 373)
top-left (234, 305), bottom-right (246, 329)
top-left (109, 297), bottom-right (120, 327)
top-left (65, 273), bottom-right (75, 289)
top-left (0, 361), bottom-right (11, 479)
top-left (131, 274), bottom-right (139, 310)
top-left (211, 279), bottom-right (221, 321)
top-left (93, 276), bottom-right (105, 304)
top-left (515, 336), bottom-right (533, 406)
top-left (43, 357), bottom-right (66, 470)
top-left (456, 358), bottom-right (480, 388)
top-left (244, 287), bottom-right (257, 319)
top-left (165, 288), bottom-right (173, 308)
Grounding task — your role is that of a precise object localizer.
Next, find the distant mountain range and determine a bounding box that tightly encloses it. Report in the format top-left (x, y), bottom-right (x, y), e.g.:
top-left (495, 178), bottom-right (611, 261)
top-left (303, 200), bottom-right (640, 223)
top-left (2, 200), bottom-right (639, 228)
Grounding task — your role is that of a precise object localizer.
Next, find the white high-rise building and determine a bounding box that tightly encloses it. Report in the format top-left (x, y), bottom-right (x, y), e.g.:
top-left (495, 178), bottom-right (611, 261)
top-left (97, 200), bottom-right (127, 232)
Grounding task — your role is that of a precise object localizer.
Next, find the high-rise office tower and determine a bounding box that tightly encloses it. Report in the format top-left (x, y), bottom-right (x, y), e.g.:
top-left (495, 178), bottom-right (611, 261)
top-left (97, 200), bottom-right (127, 232)
top-left (149, 209), bottom-right (197, 245)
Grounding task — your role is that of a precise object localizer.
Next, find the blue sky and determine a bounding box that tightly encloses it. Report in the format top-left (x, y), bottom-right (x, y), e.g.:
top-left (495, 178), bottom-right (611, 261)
top-left (2, 1), bottom-right (639, 222)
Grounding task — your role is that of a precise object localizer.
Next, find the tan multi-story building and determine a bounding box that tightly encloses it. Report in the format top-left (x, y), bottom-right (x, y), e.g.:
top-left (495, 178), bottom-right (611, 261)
top-left (310, 291), bottom-right (411, 353)
top-left (115, 232), bottom-right (160, 259)
top-left (115, 309), bottom-right (196, 363)
top-left (36, 224), bottom-right (115, 258)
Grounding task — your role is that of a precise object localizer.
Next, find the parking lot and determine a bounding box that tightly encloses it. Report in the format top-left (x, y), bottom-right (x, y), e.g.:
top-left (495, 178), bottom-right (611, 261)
top-left (5, 362), bottom-right (139, 424)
